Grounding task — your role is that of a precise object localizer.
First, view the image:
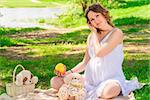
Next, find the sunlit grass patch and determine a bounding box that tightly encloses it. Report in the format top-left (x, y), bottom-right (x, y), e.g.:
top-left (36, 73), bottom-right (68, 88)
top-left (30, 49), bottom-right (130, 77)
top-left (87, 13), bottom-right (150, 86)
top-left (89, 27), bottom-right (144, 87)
top-left (0, 0), bottom-right (69, 8)
top-left (25, 43), bottom-right (86, 57)
top-left (111, 4), bottom-right (150, 20)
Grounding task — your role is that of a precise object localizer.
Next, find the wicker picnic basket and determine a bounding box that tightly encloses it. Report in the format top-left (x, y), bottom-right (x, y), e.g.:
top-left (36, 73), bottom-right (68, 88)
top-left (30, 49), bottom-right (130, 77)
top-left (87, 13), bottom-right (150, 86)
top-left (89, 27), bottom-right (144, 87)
top-left (6, 64), bottom-right (35, 96)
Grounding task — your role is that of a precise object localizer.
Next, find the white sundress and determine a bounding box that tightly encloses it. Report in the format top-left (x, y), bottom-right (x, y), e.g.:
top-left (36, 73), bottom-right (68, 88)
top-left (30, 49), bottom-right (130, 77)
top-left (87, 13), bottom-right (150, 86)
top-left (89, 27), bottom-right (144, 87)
top-left (84, 28), bottom-right (142, 100)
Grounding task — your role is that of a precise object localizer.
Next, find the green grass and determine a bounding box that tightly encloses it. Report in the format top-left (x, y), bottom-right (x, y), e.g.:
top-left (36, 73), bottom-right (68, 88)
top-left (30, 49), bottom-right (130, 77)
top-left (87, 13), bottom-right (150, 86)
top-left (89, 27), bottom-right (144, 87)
top-left (0, 0), bottom-right (69, 8)
top-left (0, 43), bottom-right (85, 94)
top-left (50, 29), bottom-right (90, 44)
top-left (111, 4), bottom-right (150, 20)
top-left (0, 25), bottom-right (149, 99)
top-left (0, 27), bottom-right (45, 47)
top-left (0, 27), bottom-right (90, 47)
top-left (0, 36), bottom-right (17, 47)
top-left (39, 0), bottom-right (68, 3)
top-left (116, 0), bottom-right (150, 8)
top-left (0, 27), bottom-right (44, 35)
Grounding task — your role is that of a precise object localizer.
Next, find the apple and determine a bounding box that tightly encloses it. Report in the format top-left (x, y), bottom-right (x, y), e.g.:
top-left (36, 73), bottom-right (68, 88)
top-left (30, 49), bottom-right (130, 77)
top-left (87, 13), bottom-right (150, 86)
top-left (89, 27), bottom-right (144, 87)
top-left (54, 63), bottom-right (66, 75)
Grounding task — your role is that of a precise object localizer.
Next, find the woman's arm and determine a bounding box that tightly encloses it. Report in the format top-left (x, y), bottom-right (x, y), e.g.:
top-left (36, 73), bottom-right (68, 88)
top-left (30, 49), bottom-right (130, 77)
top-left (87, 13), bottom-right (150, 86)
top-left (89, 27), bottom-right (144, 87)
top-left (66, 34), bottom-right (91, 74)
top-left (93, 29), bottom-right (124, 57)
top-left (71, 47), bottom-right (90, 73)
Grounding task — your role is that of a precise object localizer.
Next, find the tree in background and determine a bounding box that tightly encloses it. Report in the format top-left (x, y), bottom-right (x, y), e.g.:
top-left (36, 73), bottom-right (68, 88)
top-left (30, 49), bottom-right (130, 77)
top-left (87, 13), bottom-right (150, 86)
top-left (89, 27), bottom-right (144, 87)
top-left (73, 0), bottom-right (113, 13)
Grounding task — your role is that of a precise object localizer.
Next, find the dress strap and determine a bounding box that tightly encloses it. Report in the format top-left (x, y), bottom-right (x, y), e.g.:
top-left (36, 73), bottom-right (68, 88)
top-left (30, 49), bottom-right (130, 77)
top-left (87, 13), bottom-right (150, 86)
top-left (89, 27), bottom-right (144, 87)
top-left (102, 28), bottom-right (118, 42)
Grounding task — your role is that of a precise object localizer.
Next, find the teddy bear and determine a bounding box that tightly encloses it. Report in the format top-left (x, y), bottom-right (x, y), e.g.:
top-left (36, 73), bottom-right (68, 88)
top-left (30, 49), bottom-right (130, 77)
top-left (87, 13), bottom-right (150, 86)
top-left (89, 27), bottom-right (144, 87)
top-left (58, 73), bottom-right (86, 100)
top-left (16, 70), bottom-right (38, 86)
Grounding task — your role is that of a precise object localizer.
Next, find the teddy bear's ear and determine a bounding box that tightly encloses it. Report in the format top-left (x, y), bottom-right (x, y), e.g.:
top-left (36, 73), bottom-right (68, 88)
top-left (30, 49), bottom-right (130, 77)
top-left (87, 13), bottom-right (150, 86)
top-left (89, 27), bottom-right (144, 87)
top-left (31, 76), bottom-right (38, 84)
top-left (23, 77), bottom-right (28, 83)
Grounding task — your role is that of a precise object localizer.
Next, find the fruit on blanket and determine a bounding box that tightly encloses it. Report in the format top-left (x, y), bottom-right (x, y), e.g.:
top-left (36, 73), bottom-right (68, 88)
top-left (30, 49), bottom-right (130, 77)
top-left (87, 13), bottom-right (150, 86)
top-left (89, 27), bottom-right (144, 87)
top-left (54, 63), bottom-right (66, 75)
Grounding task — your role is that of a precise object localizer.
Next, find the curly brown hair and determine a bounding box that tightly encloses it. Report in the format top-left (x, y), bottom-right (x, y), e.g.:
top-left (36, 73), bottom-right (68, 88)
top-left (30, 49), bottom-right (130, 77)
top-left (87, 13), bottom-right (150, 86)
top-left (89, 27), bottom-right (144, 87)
top-left (85, 3), bottom-right (115, 33)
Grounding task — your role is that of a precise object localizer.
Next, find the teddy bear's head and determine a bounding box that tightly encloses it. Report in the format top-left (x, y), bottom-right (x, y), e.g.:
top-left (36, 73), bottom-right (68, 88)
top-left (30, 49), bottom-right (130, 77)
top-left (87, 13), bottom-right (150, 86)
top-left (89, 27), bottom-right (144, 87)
top-left (16, 70), bottom-right (38, 86)
top-left (58, 73), bottom-right (85, 100)
top-left (64, 73), bottom-right (84, 88)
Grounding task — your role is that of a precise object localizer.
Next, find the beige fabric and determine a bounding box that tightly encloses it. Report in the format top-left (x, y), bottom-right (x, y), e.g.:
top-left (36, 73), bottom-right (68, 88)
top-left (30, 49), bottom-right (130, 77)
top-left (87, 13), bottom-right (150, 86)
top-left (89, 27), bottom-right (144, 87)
top-left (0, 88), bottom-right (135, 100)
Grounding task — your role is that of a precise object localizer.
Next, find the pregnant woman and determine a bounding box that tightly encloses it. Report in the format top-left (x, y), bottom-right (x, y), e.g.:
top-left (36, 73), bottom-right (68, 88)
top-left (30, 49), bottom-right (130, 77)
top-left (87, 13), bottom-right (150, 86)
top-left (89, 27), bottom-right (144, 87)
top-left (51, 3), bottom-right (142, 99)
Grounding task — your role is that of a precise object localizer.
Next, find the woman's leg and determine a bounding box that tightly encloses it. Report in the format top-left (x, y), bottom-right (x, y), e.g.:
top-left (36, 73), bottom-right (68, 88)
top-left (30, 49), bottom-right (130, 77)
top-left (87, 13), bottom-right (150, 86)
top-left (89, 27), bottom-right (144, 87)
top-left (50, 76), bottom-right (75, 100)
top-left (100, 81), bottom-right (121, 99)
top-left (50, 76), bottom-right (64, 90)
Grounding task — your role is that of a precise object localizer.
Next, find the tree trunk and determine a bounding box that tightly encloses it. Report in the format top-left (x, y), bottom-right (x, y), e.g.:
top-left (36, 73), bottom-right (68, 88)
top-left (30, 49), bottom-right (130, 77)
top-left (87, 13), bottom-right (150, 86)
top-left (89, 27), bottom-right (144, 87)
top-left (81, 2), bottom-right (87, 12)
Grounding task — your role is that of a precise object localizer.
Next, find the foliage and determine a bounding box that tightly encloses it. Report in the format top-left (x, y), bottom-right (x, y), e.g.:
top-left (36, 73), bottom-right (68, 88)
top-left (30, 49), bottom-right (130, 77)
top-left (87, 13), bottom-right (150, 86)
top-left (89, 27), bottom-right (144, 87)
top-left (0, 36), bottom-right (16, 47)
top-left (48, 3), bottom-right (150, 28)
top-left (48, 7), bottom-right (86, 28)
top-left (73, 0), bottom-right (150, 11)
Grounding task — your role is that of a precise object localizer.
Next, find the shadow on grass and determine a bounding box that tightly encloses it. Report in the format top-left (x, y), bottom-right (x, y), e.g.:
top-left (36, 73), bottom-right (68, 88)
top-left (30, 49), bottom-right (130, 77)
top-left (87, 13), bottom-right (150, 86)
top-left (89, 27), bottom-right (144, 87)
top-left (123, 59), bottom-right (149, 81)
top-left (0, 27), bottom-right (44, 35)
top-left (51, 28), bottom-right (90, 44)
top-left (0, 28), bottom-right (90, 47)
top-left (19, 28), bottom-right (90, 45)
top-left (12, 26), bottom-right (149, 46)
top-left (0, 36), bottom-right (17, 47)
top-left (1, 25), bottom-right (149, 47)
top-left (113, 17), bottom-right (149, 26)
top-left (122, 27), bottom-right (145, 34)
top-left (134, 84), bottom-right (150, 100)
top-left (116, 0), bottom-right (149, 9)
top-left (124, 38), bottom-right (149, 44)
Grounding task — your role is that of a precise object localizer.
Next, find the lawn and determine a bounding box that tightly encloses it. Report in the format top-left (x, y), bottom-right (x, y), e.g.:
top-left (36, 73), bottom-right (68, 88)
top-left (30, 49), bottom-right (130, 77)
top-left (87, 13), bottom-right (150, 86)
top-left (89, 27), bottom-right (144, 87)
top-left (0, 0), bottom-right (150, 99)
top-left (0, 26), bottom-right (149, 99)
top-left (0, 0), bottom-right (69, 8)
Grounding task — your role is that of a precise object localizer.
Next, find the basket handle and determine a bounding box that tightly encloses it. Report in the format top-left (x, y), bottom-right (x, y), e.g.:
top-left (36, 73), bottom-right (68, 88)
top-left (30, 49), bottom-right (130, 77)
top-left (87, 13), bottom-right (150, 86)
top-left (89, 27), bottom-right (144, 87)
top-left (13, 64), bottom-right (25, 84)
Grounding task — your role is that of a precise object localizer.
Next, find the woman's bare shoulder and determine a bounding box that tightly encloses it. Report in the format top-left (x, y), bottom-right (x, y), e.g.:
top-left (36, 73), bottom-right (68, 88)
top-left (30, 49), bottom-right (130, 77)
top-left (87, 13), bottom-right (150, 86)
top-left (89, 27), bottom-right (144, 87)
top-left (114, 28), bottom-right (124, 36)
top-left (109, 28), bottom-right (124, 44)
top-left (110, 28), bottom-right (124, 38)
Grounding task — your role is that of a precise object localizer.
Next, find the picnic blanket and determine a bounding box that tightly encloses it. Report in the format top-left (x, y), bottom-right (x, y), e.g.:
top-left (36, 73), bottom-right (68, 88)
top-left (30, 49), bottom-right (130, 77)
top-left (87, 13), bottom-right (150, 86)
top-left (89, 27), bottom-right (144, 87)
top-left (0, 88), bottom-right (135, 100)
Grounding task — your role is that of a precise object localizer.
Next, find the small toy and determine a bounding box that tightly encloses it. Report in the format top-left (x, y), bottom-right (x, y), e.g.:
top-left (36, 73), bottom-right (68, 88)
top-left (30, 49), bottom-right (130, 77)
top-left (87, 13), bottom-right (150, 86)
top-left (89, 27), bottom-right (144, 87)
top-left (16, 70), bottom-right (38, 86)
top-left (58, 73), bottom-right (86, 100)
top-left (6, 64), bottom-right (38, 96)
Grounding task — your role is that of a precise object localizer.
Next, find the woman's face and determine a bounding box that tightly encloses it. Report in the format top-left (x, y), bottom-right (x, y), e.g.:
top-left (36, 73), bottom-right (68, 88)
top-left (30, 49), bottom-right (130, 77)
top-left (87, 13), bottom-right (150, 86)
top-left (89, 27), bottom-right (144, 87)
top-left (87, 11), bottom-right (107, 29)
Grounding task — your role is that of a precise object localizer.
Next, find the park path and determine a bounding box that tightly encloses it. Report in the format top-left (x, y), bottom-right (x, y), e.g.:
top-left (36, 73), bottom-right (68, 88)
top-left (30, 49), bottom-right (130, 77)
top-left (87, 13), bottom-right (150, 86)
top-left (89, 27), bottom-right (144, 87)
top-left (0, 8), bottom-right (63, 29)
